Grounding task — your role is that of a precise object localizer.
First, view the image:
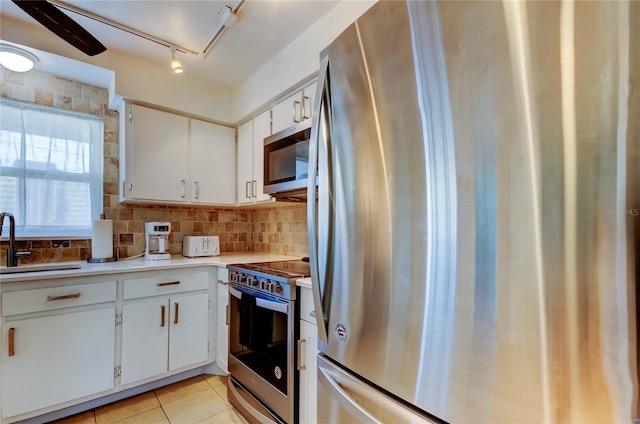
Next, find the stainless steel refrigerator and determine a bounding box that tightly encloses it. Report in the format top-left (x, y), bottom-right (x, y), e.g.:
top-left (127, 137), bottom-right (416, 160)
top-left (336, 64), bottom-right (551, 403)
top-left (306, 1), bottom-right (639, 423)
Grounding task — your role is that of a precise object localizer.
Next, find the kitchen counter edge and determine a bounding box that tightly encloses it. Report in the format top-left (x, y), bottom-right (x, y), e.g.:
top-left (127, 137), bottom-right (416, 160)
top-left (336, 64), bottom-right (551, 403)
top-left (0, 253), bottom-right (300, 284)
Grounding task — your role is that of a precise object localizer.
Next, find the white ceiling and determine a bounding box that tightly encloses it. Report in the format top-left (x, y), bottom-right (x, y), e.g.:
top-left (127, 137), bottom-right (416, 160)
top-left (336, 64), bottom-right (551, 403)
top-left (0, 0), bottom-right (340, 88)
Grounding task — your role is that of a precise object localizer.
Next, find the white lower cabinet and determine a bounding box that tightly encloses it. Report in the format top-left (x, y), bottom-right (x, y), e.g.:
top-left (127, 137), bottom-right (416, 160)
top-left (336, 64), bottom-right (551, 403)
top-left (1, 281), bottom-right (117, 420)
top-left (120, 272), bottom-right (210, 386)
top-left (298, 286), bottom-right (318, 424)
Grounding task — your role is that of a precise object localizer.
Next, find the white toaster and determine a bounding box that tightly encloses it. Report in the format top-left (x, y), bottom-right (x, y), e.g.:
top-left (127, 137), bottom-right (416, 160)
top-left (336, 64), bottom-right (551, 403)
top-left (182, 236), bottom-right (220, 257)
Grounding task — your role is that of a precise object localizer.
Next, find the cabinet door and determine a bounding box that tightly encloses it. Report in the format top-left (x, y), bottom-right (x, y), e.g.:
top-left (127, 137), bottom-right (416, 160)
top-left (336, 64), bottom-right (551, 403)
top-left (168, 292), bottom-right (209, 371)
top-left (130, 104), bottom-right (189, 202)
top-left (302, 82), bottom-right (317, 121)
top-left (271, 91), bottom-right (300, 135)
top-left (252, 110), bottom-right (272, 202)
top-left (190, 119), bottom-right (235, 205)
top-left (237, 120), bottom-right (254, 205)
top-left (299, 320), bottom-right (319, 424)
top-left (121, 298), bottom-right (169, 385)
top-left (2, 308), bottom-right (115, 419)
top-left (216, 280), bottom-right (229, 374)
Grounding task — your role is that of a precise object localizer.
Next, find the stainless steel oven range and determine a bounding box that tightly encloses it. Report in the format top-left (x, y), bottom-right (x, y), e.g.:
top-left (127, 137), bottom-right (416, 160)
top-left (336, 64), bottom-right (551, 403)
top-left (226, 260), bottom-right (310, 424)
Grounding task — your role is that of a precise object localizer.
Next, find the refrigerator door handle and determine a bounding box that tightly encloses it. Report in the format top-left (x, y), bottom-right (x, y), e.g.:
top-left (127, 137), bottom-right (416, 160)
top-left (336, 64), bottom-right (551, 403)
top-left (308, 53), bottom-right (331, 343)
top-left (318, 365), bottom-right (383, 424)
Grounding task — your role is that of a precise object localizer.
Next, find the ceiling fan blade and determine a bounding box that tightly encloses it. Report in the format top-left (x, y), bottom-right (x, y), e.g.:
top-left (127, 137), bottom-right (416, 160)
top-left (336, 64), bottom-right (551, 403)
top-left (11, 0), bottom-right (106, 56)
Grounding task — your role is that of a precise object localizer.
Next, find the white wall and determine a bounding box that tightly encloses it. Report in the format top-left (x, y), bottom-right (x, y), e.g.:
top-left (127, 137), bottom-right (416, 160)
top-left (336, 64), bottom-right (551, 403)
top-left (0, 15), bottom-right (234, 122)
top-left (231, 0), bottom-right (377, 123)
top-left (0, 1), bottom-right (377, 124)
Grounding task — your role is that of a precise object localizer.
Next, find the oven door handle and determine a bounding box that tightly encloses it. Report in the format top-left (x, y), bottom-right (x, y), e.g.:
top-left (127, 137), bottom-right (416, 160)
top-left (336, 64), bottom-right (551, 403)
top-left (230, 286), bottom-right (289, 314)
top-left (230, 286), bottom-right (242, 299)
top-left (256, 298), bottom-right (288, 314)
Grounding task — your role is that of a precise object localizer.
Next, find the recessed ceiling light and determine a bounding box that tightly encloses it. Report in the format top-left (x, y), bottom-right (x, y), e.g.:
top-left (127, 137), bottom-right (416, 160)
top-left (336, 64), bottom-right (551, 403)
top-left (0, 45), bottom-right (38, 72)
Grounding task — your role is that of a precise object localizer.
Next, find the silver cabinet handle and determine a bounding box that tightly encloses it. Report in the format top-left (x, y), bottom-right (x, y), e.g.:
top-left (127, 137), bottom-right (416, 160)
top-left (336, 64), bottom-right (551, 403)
top-left (217, 279), bottom-right (229, 285)
top-left (47, 293), bottom-right (81, 301)
top-left (302, 95), bottom-right (310, 120)
top-left (297, 338), bottom-right (307, 370)
top-left (181, 179), bottom-right (187, 198)
top-left (293, 99), bottom-right (301, 123)
top-left (252, 180), bottom-right (257, 197)
top-left (245, 181), bottom-right (252, 199)
top-left (194, 181), bottom-right (200, 199)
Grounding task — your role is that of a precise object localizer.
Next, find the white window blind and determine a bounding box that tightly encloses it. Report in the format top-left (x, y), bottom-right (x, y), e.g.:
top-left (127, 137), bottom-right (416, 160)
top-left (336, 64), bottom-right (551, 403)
top-left (0, 98), bottom-right (103, 238)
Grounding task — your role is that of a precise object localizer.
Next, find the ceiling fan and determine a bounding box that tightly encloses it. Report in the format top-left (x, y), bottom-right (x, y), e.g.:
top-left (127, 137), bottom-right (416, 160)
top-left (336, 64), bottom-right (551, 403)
top-left (11, 0), bottom-right (106, 56)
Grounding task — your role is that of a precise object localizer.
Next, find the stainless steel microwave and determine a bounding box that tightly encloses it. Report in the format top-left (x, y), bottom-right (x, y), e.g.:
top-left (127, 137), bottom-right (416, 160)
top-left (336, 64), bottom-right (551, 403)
top-left (263, 119), bottom-right (314, 201)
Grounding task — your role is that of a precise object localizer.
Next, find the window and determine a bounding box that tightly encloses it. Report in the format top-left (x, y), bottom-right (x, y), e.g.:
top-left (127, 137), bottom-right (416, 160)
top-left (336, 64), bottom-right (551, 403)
top-left (0, 98), bottom-right (103, 238)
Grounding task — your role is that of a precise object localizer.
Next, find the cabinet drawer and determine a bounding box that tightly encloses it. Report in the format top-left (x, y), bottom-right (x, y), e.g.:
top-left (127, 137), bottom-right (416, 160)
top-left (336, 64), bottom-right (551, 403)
top-left (299, 286), bottom-right (316, 324)
top-left (123, 271), bottom-right (209, 299)
top-left (2, 281), bottom-right (116, 316)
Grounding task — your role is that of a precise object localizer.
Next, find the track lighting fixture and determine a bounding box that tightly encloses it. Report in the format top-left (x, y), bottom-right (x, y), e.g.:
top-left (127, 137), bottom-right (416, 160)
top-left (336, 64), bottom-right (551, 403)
top-left (170, 47), bottom-right (183, 74)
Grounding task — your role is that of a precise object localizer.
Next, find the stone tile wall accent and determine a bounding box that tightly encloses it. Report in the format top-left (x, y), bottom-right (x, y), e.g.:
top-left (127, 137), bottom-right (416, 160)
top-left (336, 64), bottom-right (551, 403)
top-left (1, 68), bottom-right (308, 264)
top-left (252, 204), bottom-right (309, 257)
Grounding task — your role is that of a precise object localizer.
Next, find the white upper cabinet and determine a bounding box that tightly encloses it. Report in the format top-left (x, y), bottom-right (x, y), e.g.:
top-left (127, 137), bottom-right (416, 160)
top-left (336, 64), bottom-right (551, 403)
top-left (190, 119), bottom-right (236, 205)
top-left (128, 104), bottom-right (189, 203)
top-left (271, 82), bottom-right (317, 135)
top-left (237, 110), bottom-right (272, 205)
top-left (121, 102), bottom-right (236, 206)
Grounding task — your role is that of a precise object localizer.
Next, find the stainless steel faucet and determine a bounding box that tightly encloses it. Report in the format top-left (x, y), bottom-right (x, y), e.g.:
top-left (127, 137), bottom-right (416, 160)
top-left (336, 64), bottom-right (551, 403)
top-left (0, 212), bottom-right (30, 267)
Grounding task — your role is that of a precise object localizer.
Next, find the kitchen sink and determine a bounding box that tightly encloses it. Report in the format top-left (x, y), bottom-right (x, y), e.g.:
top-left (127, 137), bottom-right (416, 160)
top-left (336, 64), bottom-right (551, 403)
top-left (0, 263), bottom-right (82, 275)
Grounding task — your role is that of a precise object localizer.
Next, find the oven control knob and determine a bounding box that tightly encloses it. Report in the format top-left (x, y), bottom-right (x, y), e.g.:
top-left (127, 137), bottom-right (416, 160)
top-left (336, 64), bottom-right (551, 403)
top-left (247, 276), bottom-right (258, 286)
top-left (260, 279), bottom-right (269, 290)
top-left (269, 282), bottom-right (282, 294)
top-left (237, 273), bottom-right (247, 283)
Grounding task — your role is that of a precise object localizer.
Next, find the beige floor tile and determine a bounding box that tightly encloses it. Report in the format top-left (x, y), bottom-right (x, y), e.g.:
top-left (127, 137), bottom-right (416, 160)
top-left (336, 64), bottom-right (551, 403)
top-left (231, 408), bottom-right (249, 424)
top-left (203, 374), bottom-right (227, 389)
top-left (212, 383), bottom-right (227, 400)
top-left (155, 376), bottom-right (211, 405)
top-left (95, 392), bottom-right (160, 424)
top-left (113, 407), bottom-right (169, 424)
top-left (196, 408), bottom-right (245, 424)
top-left (54, 410), bottom-right (96, 424)
top-left (162, 389), bottom-right (229, 424)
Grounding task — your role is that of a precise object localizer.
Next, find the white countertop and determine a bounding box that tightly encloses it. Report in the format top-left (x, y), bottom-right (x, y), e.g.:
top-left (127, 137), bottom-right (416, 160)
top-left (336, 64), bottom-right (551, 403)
top-left (0, 252), bottom-right (300, 284)
top-left (296, 277), bottom-right (312, 289)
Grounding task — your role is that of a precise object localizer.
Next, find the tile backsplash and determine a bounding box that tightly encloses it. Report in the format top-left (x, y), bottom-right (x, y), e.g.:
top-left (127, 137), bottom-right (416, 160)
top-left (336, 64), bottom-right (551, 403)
top-left (1, 68), bottom-right (308, 265)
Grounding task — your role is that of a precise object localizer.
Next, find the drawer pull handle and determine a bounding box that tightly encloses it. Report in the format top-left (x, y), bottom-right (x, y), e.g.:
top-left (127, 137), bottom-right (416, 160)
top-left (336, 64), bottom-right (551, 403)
top-left (174, 302), bottom-right (179, 325)
top-left (47, 293), bottom-right (81, 301)
top-left (297, 338), bottom-right (307, 370)
top-left (217, 279), bottom-right (229, 286)
top-left (309, 310), bottom-right (316, 319)
top-left (8, 328), bottom-right (15, 357)
top-left (157, 281), bottom-right (180, 287)
top-left (161, 305), bottom-right (166, 327)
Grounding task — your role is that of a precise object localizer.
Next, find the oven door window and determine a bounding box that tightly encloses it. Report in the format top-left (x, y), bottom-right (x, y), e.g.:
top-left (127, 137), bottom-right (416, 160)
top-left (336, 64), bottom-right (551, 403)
top-left (229, 285), bottom-right (289, 395)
